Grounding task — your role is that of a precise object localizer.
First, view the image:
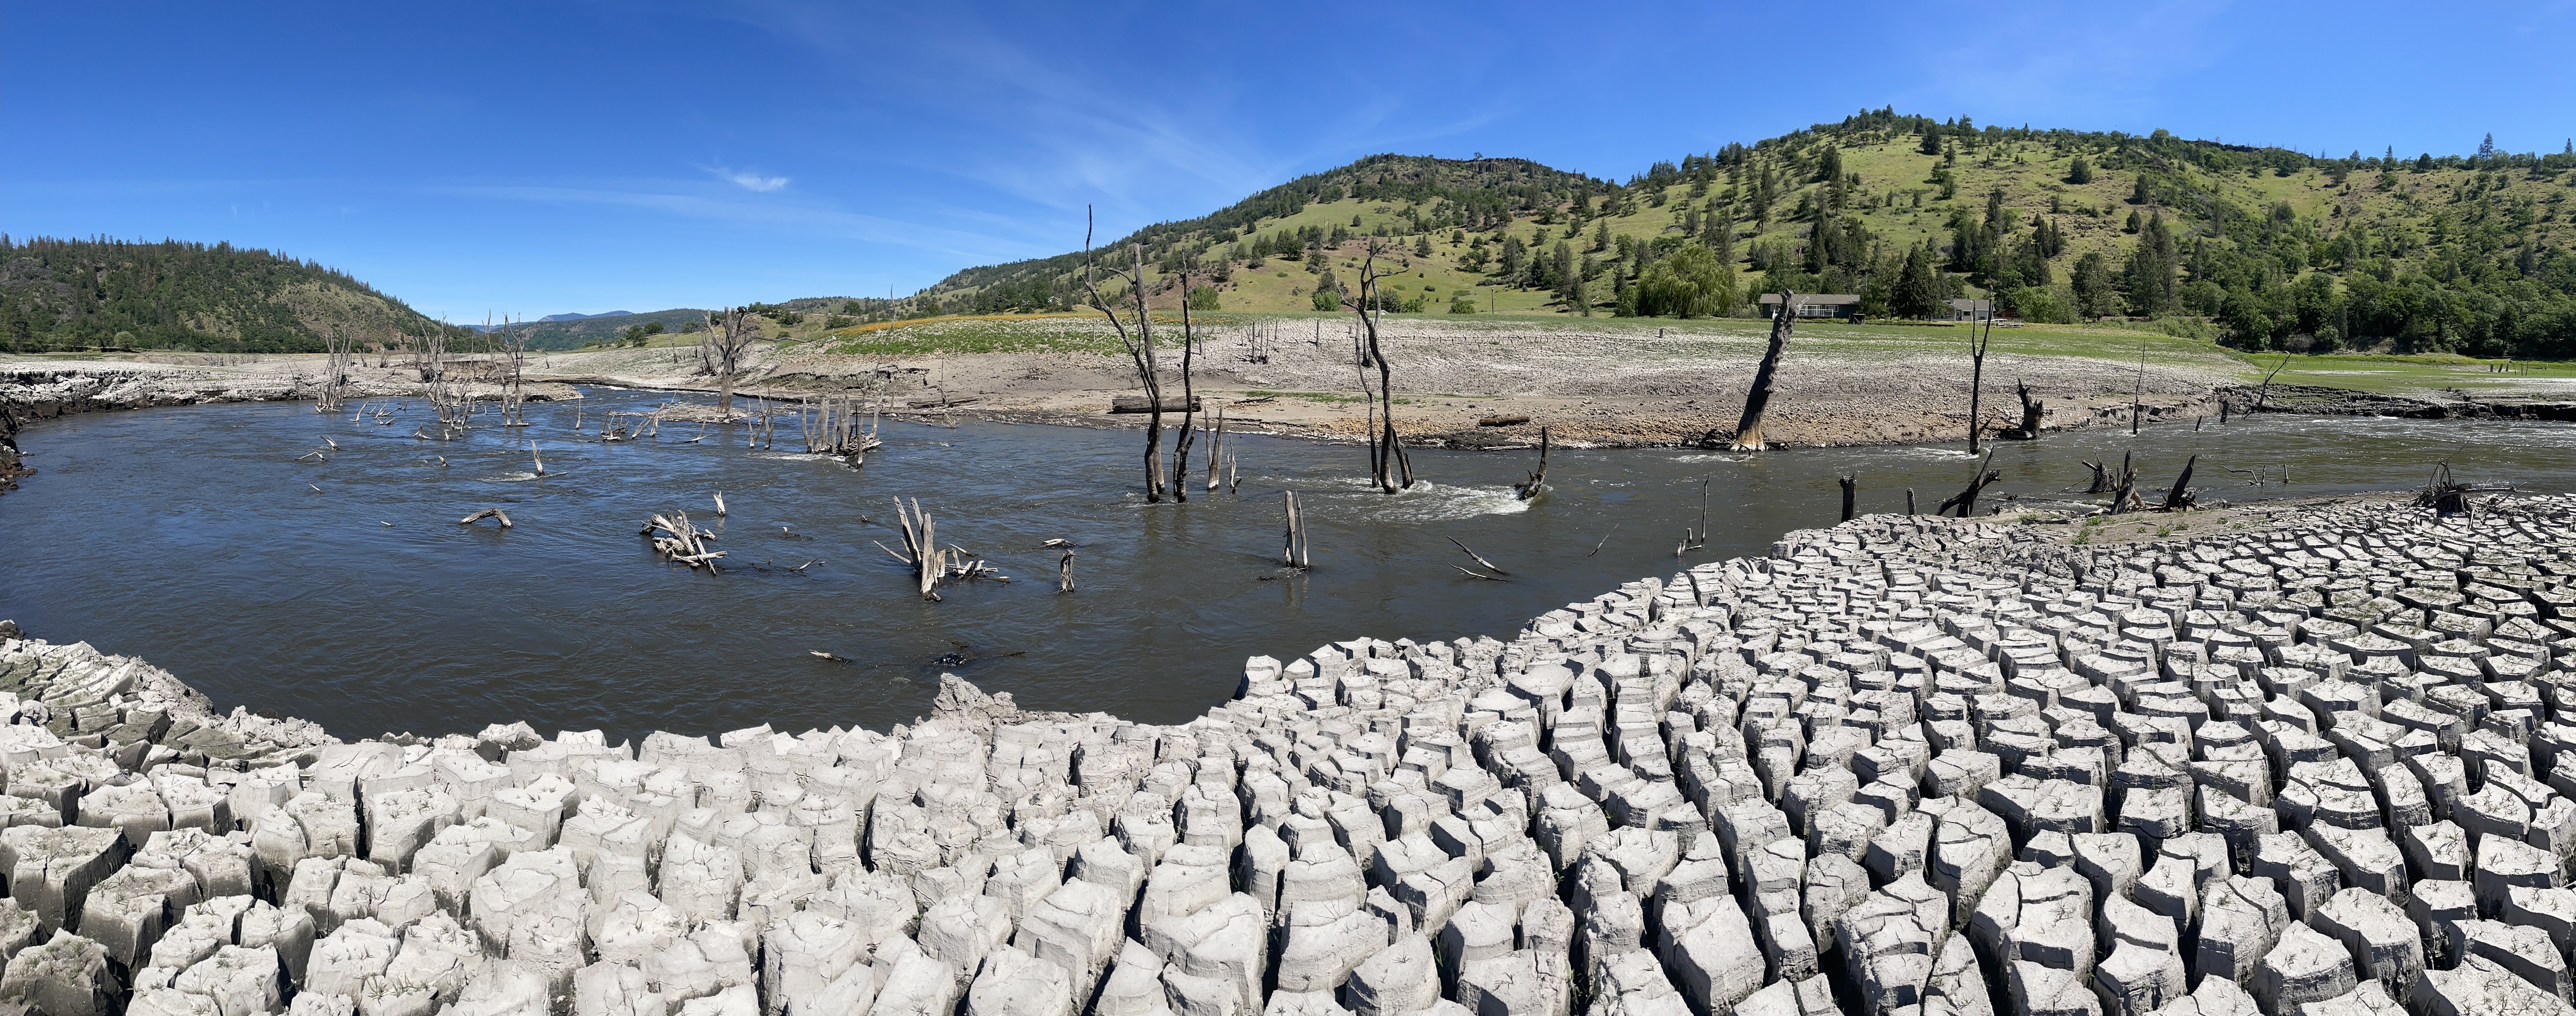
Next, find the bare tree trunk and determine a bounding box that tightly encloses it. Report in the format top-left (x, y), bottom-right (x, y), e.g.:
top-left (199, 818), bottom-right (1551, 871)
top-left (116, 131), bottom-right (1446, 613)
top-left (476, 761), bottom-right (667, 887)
top-left (1839, 474), bottom-right (1856, 522)
top-left (1205, 403), bottom-right (1226, 491)
top-left (1169, 265), bottom-right (1198, 501)
top-left (1966, 311), bottom-right (1991, 454)
top-left (1079, 207), bottom-right (1168, 502)
top-left (1732, 292), bottom-right (1796, 451)
top-left (1133, 245), bottom-right (1166, 502)
top-left (1348, 243), bottom-right (1410, 491)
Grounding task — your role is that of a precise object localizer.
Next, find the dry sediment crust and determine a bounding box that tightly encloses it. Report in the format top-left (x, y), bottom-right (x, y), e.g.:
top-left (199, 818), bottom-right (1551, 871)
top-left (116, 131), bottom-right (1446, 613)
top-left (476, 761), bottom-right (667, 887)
top-left (0, 362), bottom-right (576, 423)
top-left (7, 495), bottom-right (2576, 1014)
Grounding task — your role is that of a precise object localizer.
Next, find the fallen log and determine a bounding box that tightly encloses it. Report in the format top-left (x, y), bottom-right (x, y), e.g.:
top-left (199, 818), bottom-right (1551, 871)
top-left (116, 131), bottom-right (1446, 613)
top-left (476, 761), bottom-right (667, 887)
top-left (1108, 395), bottom-right (1202, 413)
top-left (1477, 415), bottom-right (1531, 427)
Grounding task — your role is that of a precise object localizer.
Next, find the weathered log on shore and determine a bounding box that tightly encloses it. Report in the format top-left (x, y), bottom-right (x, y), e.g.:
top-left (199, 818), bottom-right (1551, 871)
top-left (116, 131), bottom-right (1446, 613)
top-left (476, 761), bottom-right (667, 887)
top-left (2, 492), bottom-right (2576, 1016)
top-left (1107, 394), bottom-right (1203, 413)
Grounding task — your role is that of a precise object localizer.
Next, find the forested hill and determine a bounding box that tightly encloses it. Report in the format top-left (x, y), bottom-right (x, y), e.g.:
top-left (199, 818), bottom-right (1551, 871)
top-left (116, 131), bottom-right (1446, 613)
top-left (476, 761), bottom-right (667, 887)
top-left (924, 155), bottom-right (1608, 303)
top-left (909, 109), bottom-right (2576, 358)
top-left (0, 236), bottom-right (476, 353)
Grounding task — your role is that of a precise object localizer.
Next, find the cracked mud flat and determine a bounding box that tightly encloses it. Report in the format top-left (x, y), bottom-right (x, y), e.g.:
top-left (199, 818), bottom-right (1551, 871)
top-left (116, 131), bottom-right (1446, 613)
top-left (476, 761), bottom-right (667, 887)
top-left (6, 492), bottom-right (2576, 1015)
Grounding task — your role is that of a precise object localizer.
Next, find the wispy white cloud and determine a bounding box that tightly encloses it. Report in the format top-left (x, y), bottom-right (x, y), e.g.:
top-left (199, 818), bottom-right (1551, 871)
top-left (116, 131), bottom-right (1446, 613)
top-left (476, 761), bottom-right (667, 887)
top-left (424, 180), bottom-right (1040, 263)
top-left (706, 166), bottom-right (789, 192)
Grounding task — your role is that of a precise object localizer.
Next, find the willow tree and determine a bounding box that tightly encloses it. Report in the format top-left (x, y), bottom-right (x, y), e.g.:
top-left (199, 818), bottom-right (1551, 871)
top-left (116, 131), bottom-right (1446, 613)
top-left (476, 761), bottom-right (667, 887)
top-left (1079, 207), bottom-right (1169, 502)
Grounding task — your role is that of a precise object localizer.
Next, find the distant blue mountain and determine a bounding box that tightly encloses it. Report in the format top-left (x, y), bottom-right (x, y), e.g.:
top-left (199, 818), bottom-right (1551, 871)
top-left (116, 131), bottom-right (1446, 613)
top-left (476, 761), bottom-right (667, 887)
top-left (538, 311), bottom-right (635, 322)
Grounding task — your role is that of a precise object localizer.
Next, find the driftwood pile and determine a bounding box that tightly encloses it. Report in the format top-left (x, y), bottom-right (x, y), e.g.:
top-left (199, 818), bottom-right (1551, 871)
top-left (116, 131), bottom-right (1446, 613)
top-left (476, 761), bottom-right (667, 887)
top-left (642, 510), bottom-right (723, 568)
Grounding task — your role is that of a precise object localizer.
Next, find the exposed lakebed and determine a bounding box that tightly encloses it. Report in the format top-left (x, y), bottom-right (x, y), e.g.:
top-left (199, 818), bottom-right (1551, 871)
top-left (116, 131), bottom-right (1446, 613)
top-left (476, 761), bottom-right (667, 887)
top-left (4, 391), bottom-right (2570, 741)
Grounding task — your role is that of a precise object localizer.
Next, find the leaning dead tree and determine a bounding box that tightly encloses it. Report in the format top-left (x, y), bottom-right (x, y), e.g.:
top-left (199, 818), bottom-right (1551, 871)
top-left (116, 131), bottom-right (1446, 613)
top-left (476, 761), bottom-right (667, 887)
top-left (1731, 292), bottom-right (1798, 451)
top-left (1937, 449), bottom-right (2000, 517)
top-left (1080, 208), bottom-right (1170, 502)
top-left (701, 307), bottom-right (759, 417)
top-left (2160, 455), bottom-right (2200, 511)
top-left (1448, 536), bottom-right (1508, 581)
top-left (1514, 428), bottom-right (1551, 500)
top-left (1344, 242), bottom-right (1414, 492)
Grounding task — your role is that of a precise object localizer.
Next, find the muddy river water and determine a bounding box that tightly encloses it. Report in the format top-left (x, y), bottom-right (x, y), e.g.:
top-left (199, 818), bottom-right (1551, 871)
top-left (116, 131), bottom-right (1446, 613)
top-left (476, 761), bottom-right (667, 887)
top-left (4, 392), bottom-right (2570, 741)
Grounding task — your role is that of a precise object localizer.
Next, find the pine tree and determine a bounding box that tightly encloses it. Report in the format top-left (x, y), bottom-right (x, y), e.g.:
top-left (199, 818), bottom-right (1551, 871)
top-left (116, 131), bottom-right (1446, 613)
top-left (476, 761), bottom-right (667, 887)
top-left (2071, 252), bottom-right (2118, 320)
top-left (1892, 243), bottom-right (1942, 319)
top-left (1919, 128), bottom-right (1943, 156)
top-left (2479, 133), bottom-right (2496, 159)
top-left (2067, 156), bottom-right (2092, 185)
top-left (2122, 212), bottom-right (2179, 315)
top-left (1592, 220), bottom-right (1611, 252)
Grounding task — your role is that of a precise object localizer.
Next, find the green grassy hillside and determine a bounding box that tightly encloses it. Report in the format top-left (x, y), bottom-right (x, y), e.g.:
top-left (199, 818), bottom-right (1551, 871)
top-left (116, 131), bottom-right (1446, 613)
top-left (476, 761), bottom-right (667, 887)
top-left (907, 110), bottom-right (2576, 359)
top-left (0, 236), bottom-right (479, 353)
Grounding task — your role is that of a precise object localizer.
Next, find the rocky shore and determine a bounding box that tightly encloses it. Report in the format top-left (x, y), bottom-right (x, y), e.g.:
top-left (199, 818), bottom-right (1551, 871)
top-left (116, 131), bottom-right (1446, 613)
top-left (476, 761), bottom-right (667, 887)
top-left (0, 493), bottom-right (2572, 1015)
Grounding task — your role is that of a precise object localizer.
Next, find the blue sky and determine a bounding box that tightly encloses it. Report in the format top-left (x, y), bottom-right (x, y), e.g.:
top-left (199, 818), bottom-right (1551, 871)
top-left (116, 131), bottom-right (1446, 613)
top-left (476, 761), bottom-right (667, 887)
top-left (6, 0), bottom-right (2570, 320)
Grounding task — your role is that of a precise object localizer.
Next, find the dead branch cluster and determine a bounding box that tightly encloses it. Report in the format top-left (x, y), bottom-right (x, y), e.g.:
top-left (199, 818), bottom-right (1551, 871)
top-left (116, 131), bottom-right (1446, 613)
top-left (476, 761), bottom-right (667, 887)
top-left (2415, 462), bottom-right (2516, 518)
top-left (642, 510), bottom-right (723, 568)
top-left (801, 393), bottom-right (885, 464)
top-left (877, 497), bottom-right (1005, 600)
top-left (2075, 451), bottom-right (2205, 515)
